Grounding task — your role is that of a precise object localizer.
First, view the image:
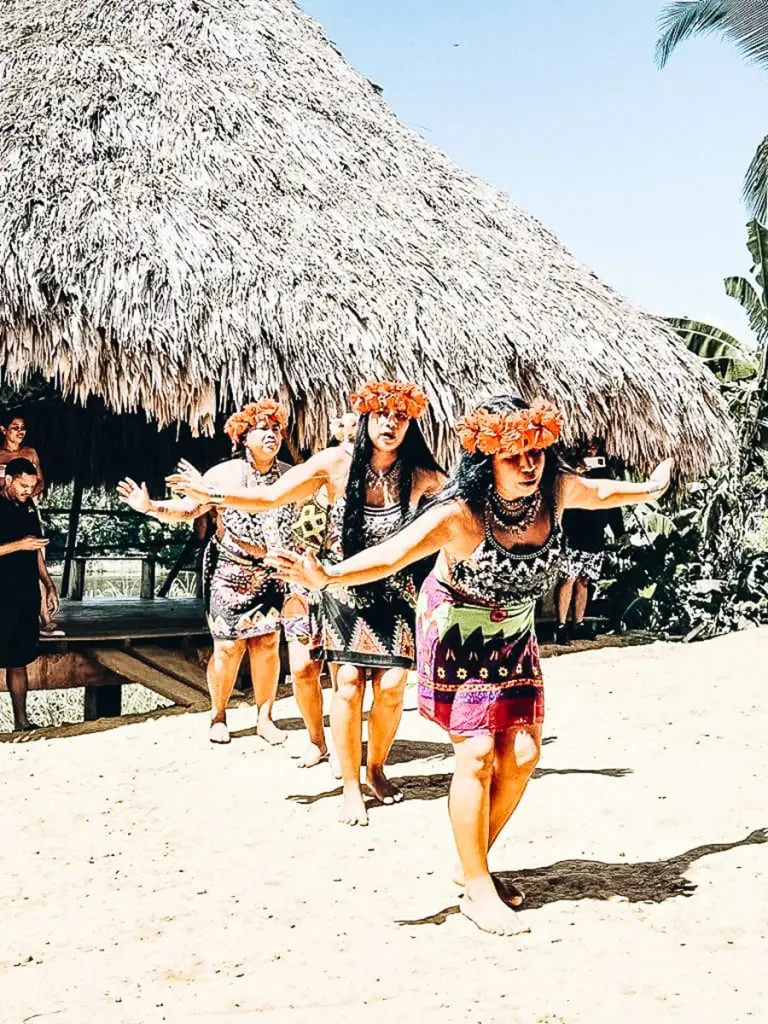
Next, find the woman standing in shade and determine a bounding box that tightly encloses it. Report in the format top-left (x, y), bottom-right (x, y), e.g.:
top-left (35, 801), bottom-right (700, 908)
top-left (169, 381), bottom-right (445, 825)
top-left (117, 399), bottom-right (327, 761)
top-left (269, 394), bottom-right (671, 935)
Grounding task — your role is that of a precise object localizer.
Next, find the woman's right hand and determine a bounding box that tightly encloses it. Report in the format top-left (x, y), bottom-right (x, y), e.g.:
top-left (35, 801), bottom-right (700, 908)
top-left (16, 536), bottom-right (49, 552)
top-left (265, 548), bottom-right (330, 591)
top-left (117, 478), bottom-right (152, 514)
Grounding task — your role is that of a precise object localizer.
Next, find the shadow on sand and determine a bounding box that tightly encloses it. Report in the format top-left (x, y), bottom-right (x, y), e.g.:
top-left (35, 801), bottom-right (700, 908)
top-left (287, 762), bottom-right (631, 807)
top-left (396, 828), bottom-right (768, 926)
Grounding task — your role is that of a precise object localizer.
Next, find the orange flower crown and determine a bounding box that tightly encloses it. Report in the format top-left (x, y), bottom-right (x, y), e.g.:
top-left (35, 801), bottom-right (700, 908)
top-left (351, 380), bottom-right (428, 420)
top-left (456, 398), bottom-right (564, 457)
top-left (224, 398), bottom-right (289, 445)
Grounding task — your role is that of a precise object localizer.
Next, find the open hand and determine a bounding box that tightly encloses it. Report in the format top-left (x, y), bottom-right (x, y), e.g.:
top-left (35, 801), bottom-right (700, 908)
top-left (265, 548), bottom-right (330, 591)
top-left (117, 478), bottom-right (152, 514)
top-left (166, 460), bottom-right (211, 503)
top-left (17, 536), bottom-right (49, 552)
top-left (648, 458), bottom-right (673, 498)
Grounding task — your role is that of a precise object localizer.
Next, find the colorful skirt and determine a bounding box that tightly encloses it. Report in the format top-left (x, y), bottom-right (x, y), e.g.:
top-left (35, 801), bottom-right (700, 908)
top-left (315, 575), bottom-right (418, 670)
top-left (204, 542), bottom-right (284, 641)
top-left (416, 573), bottom-right (544, 736)
top-left (282, 587), bottom-right (322, 649)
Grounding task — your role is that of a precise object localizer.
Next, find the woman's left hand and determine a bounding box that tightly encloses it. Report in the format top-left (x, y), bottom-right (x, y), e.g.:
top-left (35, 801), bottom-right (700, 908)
top-left (166, 460), bottom-right (211, 503)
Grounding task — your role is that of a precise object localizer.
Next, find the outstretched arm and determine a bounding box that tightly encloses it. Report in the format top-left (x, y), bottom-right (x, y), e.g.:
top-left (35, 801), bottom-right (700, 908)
top-left (167, 451), bottom-right (334, 512)
top-left (562, 458), bottom-right (672, 511)
top-left (268, 501), bottom-right (460, 591)
top-left (117, 477), bottom-right (211, 524)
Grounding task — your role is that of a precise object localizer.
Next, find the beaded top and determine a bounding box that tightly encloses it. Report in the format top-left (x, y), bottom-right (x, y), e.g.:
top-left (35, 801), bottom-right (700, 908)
top-left (443, 491), bottom-right (567, 607)
top-left (218, 460), bottom-right (294, 558)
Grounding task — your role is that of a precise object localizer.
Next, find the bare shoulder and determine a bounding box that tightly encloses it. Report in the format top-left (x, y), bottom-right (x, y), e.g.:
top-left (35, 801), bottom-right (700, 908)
top-left (204, 460), bottom-right (240, 486)
top-left (313, 446), bottom-right (349, 473)
top-left (414, 466), bottom-right (447, 500)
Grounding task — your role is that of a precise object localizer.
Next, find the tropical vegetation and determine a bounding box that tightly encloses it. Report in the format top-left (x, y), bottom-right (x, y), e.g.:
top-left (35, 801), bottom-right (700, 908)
top-left (599, 220), bottom-right (768, 639)
top-left (656, 0), bottom-right (768, 220)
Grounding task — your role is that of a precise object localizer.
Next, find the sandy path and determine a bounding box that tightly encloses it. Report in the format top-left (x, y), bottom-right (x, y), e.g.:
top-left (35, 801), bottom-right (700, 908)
top-left (1, 629), bottom-right (767, 1024)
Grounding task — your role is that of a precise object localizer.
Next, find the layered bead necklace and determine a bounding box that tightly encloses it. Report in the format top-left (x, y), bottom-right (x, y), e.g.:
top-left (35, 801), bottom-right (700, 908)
top-left (486, 487), bottom-right (542, 536)
top-left (365, 458), bottom-right (402, 506)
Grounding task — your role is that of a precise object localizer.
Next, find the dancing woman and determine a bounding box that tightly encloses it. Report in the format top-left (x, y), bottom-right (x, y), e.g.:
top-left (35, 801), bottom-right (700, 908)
top-left (117, 399), bottom-right (326, 759)
top-left (169, 381), bottom-right (445, 824)
top-left (268, 394), bottom-right (672, 934)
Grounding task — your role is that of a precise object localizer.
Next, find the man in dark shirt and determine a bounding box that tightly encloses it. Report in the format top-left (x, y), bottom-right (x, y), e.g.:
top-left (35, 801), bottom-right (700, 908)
top-left (0, 457), bottom-right (58, 730)
top-left (555, 441), bottom-right (624, 644)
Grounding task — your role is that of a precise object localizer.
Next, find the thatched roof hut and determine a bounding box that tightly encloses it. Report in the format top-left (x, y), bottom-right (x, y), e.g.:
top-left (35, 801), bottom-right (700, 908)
top-left (0, 0), bottom-right (732, 477)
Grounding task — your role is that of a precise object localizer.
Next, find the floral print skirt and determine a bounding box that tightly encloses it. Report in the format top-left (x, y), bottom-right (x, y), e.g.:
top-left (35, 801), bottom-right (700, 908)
top-left (416, 573), bottom-right (544, 736)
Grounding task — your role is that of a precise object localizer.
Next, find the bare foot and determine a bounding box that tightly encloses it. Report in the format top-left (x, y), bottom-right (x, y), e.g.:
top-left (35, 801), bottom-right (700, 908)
top-left (296, 742), bottom-right (329, 768)
top-left (452, 863), bottom-right (525, 906)
top-left (15, 721), bottom-right (41, 733)
top-left (329, 750), bottom-right (342, 780)
top-left (257, 718), bottom-right (286, 746)
top-left (339, 782), bottom-right (368, 826)
top-left (365, 765), bottom-right (404, 805)
top-left (462, 879), bottom-right (530, 936)
top-left (209, 720), bottom-right (231, 744)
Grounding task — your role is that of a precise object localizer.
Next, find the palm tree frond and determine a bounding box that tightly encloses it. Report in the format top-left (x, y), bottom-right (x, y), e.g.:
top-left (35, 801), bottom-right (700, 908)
top-left (655, 0), bottom-right (729, 68)
top-left (742, 135), bottom-right (768, 223)
top-left (745, 218), bottom-right (768, 302)
top-left (725, 0), bottom-right (768, 66)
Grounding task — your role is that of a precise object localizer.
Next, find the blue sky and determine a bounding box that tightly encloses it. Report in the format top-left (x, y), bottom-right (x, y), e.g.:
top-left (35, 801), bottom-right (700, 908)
top-left (299, 0), bottom-right (767, 342)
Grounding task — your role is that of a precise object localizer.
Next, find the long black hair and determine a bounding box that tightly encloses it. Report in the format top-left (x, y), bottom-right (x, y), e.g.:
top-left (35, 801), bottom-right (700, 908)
top-left (341, 413), bottom-right (443, 558)
top-left (438, 394), bottom-right (562, 516)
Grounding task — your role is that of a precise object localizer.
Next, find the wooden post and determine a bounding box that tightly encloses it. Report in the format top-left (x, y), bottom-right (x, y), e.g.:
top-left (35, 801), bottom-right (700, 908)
top-left (140, 556), bottom-right (156, 600)
top-left (69, 557), bottom-right (86, 601)
top-left (157, 535), bottom-right (198, 598)
top-left (84, 683), bottom-right (122, 720)
top-left (61, 473), bottom-right (84, 598)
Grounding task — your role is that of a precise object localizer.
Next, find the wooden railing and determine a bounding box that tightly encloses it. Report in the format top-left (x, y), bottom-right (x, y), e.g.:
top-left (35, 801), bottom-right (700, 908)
top-left (67, 555), bottom-right (157, 601)
top-left (38, 506), bottom-right (201, 600)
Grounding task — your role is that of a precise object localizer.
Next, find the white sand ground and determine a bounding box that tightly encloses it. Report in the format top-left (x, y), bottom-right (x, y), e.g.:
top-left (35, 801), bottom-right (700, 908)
top-left (1, 629), bottom-right (767, 1024)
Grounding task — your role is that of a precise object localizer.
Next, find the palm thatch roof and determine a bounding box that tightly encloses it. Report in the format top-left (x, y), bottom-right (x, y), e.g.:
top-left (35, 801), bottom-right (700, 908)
top-left (0, 0), bottom-right (733, 477)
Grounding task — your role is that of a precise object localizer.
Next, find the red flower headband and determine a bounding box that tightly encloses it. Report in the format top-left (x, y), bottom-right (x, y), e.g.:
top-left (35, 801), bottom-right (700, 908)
top-left (351, 380), bottom-right (429, 420)
top-left (456, 398), bottom-right (563, 456)
top-left (224, 398), bottom-right (289, 444)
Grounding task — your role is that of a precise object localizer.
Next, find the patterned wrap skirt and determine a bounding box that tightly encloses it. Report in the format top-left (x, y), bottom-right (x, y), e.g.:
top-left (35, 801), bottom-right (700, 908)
top-left (314, 574), bottom-right (418, 670)
top-left (562, 548), bottom-right (604, 583)
top-left (204, 541), bottom-right (284, 641)
top-left (282, 587), bottom-right (323, 648)
top-left (416, 573), bottom-right (544, 736)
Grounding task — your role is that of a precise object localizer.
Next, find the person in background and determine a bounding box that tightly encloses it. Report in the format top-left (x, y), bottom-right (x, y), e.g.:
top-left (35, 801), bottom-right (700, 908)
top-left (118, 399), bottom-right (328, 763)
top-left (0, 410), bottom-right (43, 488)
top-left (554, 438), bottom-right (625, 645)
top-left (328, 412), bottom-right (359, 451)
top-left (0, 458), bottom-right (59, 731)
top-left (0, 409), bottom-right (63, 637)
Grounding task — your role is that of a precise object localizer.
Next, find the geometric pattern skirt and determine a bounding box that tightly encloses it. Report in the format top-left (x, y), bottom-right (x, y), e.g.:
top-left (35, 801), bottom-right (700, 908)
top-left (313, 575), bottom-right (418, 670)
top-left (416, 573), bottom-right (544, 737)
top-left (204, 542), bottom-right (284, 641)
